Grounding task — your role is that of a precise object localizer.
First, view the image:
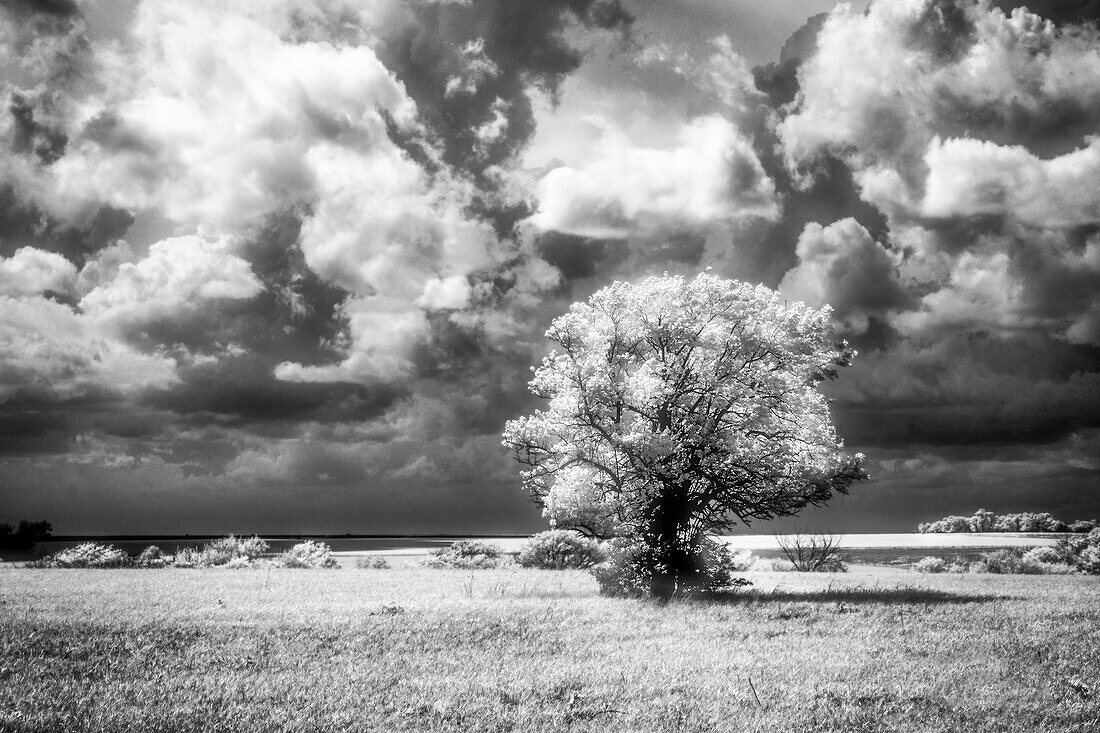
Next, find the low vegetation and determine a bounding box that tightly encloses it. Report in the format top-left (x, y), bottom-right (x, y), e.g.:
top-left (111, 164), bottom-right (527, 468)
top-left (918, 508), bottom-right (1097, 534)
top-left (2, 564), bottom-right (1097, 732)
top-left (421, 540), bottom-right (504, 569)
top-left (591, 537), bottom-right (754, 598)
top-left (516, 530), bottom-right (606, 570)
top-left (26, 536), bottom-right (343, 570)
top-left (775, 532), bottom-right (848, 572)
top-left (914, 529), bottom-right (1100, 575)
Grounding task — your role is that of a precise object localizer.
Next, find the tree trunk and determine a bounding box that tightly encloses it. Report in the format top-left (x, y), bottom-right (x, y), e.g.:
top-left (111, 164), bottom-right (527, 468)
top-left (646, 481), bottom-right (698, 601)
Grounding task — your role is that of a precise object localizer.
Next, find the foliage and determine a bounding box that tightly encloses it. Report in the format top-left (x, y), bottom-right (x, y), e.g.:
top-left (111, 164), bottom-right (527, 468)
top-left (592, 537), bottom-right (752, 598)
top-left (517, 530), bottom-right (607, 569)
top-left (503, 273), bottom-right (865, 599)
top-left (913, 556), bottom-right (947, 573)
top-left (0, 519), bottom-right (52, 550)
top-left (422, 540), bottom-right (504, 569)
top-left (38, 542), bottom-right (129, 568)
top-left (918, 509), bottom-right (1079, 533)
top-left (135, 546), bottom-right (170, 568)
top-left (355, 556), bottom-right (390, 569)
top-left (276, 540), bottom-right (339, 569)
top-left (172, 535), bottom-right (270, 568)
top-left (776, 533), bottom-right (848, 572)
top-left (1054, 528), bottom-right (1100, 574)
top-left (1070, 519), bottom-right (1098, 533)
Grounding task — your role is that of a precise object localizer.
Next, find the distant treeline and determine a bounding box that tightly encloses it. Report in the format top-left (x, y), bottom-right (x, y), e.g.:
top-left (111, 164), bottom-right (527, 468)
top-left (0, 520), bottom-right (52, 550)
top-left (918, 509), bottom-right (1097, 534)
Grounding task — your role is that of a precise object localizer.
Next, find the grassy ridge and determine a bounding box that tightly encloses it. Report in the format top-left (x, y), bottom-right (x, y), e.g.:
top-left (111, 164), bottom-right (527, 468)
top-left (2, 563), bottom-right (1098, 732)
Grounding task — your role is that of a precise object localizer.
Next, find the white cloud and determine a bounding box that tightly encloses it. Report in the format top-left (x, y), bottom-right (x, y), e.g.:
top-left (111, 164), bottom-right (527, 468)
top-left (0, 295), bottom-right (179, 403)
top-left (79, 234), bottom-right (263, 329)
top-left (922, 136), bottom-right (1100, 227)
top-left (530, 115), bottom-right (776, 238)
top-left (0, 247), bottom-right (77, 297)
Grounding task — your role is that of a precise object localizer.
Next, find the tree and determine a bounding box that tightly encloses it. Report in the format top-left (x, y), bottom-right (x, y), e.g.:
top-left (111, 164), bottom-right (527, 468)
top-left (502, 273), bottom-right (866, 599)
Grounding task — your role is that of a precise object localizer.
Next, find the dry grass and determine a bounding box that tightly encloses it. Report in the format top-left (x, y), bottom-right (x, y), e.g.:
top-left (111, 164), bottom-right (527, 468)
top-left (1, 561), bottom-right (1098, 732)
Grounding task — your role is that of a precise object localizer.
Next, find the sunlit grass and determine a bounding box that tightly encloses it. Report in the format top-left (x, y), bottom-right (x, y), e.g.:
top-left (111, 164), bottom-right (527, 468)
top-left (2, 562), bottom-right (1098, 732)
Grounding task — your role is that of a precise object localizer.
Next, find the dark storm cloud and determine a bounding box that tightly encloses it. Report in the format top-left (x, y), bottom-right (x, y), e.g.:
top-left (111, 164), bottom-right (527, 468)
top-left (378, 0), bottom-right (632, 234)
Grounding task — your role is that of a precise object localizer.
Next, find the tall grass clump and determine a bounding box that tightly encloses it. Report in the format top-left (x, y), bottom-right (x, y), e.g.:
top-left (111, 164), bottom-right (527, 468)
top-left (517, 530), bottom-right (606, 569)
top-left (275, 540), bottom-right (339, 568)
top-left (422, 540), bottom-right (503, 569)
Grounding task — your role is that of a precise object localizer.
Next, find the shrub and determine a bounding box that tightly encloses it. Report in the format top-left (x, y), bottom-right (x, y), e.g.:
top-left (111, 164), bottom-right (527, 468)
top-left (517, 530), bottom-right (606, 569)
top-left (1054, 528), bottom-right (1100, 574)
top-left (972, 548), bottom-right (1046, 575)
top-left (1070, 520), bottom-right (1098, 533)
top-left (913, 556), bottom-right (947, 573)
top-left (776, 532), bottom-right (848, 572)
top-left (43, 542), bottom-right (129, 568)
top-left (135, 545), bottom-right (170, 568)
top-left (422, 540), bottom-right (503, 569)
top-left (170, 535), bottom-right (269, 568)
top-left (591, 537), bottom-right (751, 598)
top-left (276, 540), bottom-right (339, 569)
top-left (355, 555), bottom-right (390, 569)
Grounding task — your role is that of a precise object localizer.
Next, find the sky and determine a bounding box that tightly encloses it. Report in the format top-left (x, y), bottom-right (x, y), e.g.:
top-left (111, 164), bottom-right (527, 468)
top-left (1, 0), bottom-right (1098, 536)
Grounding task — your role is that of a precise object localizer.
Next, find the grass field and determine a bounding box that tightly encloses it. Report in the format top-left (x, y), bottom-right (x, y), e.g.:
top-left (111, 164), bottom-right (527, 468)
top-left (2, 561), bottom-right (1098, 732)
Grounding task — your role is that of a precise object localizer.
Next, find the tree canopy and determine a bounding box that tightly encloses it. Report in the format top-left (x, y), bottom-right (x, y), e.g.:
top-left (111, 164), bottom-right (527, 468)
top-left (502, 273), bottom-right (865, 597)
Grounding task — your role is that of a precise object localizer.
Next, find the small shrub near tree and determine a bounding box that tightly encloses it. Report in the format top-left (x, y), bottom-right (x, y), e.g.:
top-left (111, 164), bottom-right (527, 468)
top-left (422, 540), bottom-right (504, 569)
top-left (517, 530), bottom-right (606, 570)
top-left (592, 537), bottom-right (752, 598)
top-left (276, 540), bottom-right (339, 569)
top-left (355, 556), bottom-right (390, 569)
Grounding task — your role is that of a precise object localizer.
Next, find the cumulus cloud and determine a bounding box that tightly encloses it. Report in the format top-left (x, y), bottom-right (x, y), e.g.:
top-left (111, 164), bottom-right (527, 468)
top-left (531, 115), bottom-right (776, 238)
top-left (0, 246), bottom-right (75, 296)
top-left (921, 136), bottom-right (1100, 226)
top-left (0, 294), bottom-right (179, 403)
top-left (778, 218), bottom-right (910, 332)
top-left (78, 234), bottom-right (263, 330)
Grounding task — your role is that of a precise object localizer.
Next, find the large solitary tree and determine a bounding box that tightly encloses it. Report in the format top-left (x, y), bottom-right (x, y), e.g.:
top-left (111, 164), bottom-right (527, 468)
top-left (502, 273), bottom-right (866, 599)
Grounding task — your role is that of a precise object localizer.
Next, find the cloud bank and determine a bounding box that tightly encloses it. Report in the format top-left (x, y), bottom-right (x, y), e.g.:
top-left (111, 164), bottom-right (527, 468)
top-left (1, 0), bottom-right (1098, 533)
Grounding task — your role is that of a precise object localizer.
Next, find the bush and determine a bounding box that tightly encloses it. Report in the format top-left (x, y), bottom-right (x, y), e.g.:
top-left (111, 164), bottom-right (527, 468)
top-left (1055, 528), bottom-right (1100, 574)
top-left (591, 537), bottom-right (751, 598)
top-left (355, 555), bottom-right (390, 569)
top-left (972, 548), bottom-right (1046, 575)
top-left (776, 533), bottom-right (848, 572)
top-left (1070, 520), bottom-right (1098, 533)
top-left (276, 540), bottom-right (339, 569)
top-left (517, 530), bottom-right (606, 569)
top-left (913, 556), bottom-right (947, 573)
top-left (42, 542), bottom-right (129, 568)
top-left (135, 545), bottom-right (170, 568)
top-left (422, 540), bottom-right (504, 569)
top-left (171, 535), bottom-right (269, 568)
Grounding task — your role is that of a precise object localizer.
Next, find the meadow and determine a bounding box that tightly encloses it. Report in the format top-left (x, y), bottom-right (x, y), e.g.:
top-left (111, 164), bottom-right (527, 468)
top-left (1, 561), bottom-right (1098, 732)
